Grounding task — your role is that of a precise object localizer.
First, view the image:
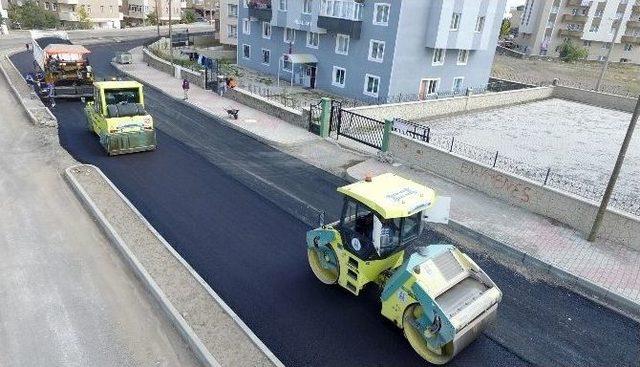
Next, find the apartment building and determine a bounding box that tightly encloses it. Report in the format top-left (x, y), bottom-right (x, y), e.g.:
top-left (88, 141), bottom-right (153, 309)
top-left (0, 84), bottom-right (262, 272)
top-left (219, 0), bottom-right (238, 45)
top-left (185, 0), bottom-right (218, 21)
top-left (515, 0), bottom-right (640, 63)
top-left (44, 0), bottom-right (123, 28)
top-left (237, 0), bottom-right (505, 102)
top-left (122, 0), bottom-right (185, 25)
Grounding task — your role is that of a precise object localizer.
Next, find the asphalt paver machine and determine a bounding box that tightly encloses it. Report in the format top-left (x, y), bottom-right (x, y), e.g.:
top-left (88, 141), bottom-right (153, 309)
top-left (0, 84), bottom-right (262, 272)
top-left (306, 173), bottom-right (502, 364)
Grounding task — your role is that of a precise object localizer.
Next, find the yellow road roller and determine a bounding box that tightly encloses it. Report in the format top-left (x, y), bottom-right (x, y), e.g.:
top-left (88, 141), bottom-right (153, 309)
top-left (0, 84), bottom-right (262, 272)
top-left (305, 173), bottom-right (502, 364)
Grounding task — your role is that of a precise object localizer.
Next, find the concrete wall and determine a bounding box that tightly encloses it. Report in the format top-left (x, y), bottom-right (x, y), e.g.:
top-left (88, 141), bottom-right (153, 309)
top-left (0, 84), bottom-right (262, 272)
top-left (143, 47), bottom-right (175, 75)
top-left (224, 87), bottom-right (308, 128)
top-left (389, 132), bottom-right (640, 248)
top-left (178, 66), bottom-right (206, 88)
top-left (552, 85), bottom-right (637, 113)
top-left (143, 48), bottom-right (206, 88)
top-left (348, 86), bottom-right (554, 121)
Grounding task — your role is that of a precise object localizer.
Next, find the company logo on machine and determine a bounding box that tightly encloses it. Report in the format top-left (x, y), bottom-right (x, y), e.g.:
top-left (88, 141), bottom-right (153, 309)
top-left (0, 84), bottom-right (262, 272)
top-left (398, 290), bottom-right (407, 303)
top-left (351, 238), bottom-right (362, 251)
top-left (385, 187), bottom-right (419, 202)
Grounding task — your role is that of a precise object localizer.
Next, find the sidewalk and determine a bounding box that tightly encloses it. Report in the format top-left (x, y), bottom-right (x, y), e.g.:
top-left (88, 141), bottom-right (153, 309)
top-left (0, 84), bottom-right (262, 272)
top-left (348, 158), bottom-right (640, 317)
top-left (115, 45), bottom-right (640, 318)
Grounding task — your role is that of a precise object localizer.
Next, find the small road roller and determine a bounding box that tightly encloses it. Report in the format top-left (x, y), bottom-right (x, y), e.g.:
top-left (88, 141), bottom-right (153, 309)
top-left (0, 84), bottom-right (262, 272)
top-left (306, 173), bottom-right (502, 364)
top-left (84, 80), bottom-right (156, 155)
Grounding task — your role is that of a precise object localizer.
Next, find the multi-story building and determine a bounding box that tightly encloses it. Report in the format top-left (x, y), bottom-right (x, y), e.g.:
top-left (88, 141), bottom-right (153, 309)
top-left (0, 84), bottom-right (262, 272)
top-left (219, 0), bottom-right (238, 45)
top-left (185, 0), bottom-right (218, 22)
top-left (121, 0), bottom-right (185, 26)
top-left (52, 0), bottom-right (123, 28)
top-left (515, 0), bottom-right (640, 63)
top-left (509, 4), bottom-right (525, 32)
top-left (237, 0), bottom-right (505, 102)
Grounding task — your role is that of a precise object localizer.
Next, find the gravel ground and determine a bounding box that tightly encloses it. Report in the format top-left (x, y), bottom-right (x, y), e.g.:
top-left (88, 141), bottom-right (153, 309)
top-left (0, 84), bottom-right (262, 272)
top-left (422, 98), bottom-right (639, 208)
top-left (69, 165), bottom-right (277, 367)
top-left (492, 54), bottom-right (640, 96)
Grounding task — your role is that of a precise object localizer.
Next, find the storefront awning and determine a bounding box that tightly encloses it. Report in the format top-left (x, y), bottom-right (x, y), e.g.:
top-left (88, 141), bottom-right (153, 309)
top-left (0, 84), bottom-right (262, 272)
top-left (283, 53), bottom-right (318, 64)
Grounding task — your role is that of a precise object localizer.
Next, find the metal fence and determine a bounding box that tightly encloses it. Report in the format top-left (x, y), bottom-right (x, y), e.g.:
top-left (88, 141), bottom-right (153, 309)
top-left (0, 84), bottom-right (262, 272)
top-left (336, 109), bottom-right (385, 149)
top-left (413, 131), bottom-right (640, 216)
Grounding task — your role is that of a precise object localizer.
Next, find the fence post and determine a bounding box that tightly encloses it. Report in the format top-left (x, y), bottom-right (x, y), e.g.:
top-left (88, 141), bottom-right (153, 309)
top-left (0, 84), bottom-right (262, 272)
top-left (381, 119), bottom-right (394, 152)
top-left (493, 151), bottom-right (499, 167)
top-left (319, 97), bottom-right (332, 138)
top-left (449, 137), bottom-right (455, 152)
top-left (543, 168), bottom-right (551, 185)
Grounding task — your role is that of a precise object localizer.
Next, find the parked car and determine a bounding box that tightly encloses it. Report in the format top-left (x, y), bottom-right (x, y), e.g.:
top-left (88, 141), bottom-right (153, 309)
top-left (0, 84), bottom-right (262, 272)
top-left (112, 51), bottom-right (133, 64)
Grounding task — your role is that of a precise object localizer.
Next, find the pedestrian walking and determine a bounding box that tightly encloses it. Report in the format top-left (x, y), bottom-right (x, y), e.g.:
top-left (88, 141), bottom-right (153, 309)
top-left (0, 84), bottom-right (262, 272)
top-left (47, 82), bottom-right (56, 108)
top-left (182, 78), bottom-right (190, 100)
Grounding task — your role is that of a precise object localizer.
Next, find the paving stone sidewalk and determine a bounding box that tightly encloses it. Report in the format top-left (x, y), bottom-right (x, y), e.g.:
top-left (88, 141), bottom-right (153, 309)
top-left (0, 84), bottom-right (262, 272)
top-left (348, 158), bottom-right (640, 315)
top-left (115, 45), bottom-right (640, 318)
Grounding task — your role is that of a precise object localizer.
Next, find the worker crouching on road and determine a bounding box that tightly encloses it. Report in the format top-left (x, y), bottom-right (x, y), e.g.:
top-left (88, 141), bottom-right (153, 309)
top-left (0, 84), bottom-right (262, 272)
top-left (182, 78), bottom-right (190, 100)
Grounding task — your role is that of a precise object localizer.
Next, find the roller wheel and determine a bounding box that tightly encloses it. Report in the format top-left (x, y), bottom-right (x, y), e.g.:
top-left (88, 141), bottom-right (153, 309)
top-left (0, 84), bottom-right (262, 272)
top-left (307, 247), bottom-right (339, 285)
top-left (402, 303), bottom-right (454, 365)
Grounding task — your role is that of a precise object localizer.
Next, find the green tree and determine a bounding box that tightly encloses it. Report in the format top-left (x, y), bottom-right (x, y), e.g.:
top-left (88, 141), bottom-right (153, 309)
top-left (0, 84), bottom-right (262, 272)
top-left (146, 11), bottom-right (158, 25)
top-left (8, 0), bottom-right (59, 29)
top-left (181, 8), bottom-right (196, 23)
top-left (76, 6), bottom-right (92, 29)
top-left (559, 40), bottom-right (588, 62)
top-left (500, 18), bottom-right (511, 38)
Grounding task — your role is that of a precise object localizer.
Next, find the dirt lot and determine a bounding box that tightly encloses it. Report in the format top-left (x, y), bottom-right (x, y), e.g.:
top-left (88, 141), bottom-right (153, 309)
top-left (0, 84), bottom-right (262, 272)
top-left (492, 54), bottom-right (640, 96)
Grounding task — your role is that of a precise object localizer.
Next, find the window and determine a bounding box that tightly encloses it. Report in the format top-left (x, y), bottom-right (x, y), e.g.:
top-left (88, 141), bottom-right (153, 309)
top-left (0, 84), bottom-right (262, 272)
top-left (475, 16), bottom-right (485, 32)
top-left (589, 24), bottom-right (599, 32)
top-left (242, 44), bottom-right (251, 59)
top-left (307, 32), bottom-right (320, 48)
top-left (332, 66), bottom-right (346, 87)
top-left (452, 77), bottom-right (464, 92)
top-left (262, 49), bottom-right (270, 65)
top-left (624, 43), bottom-right (633, 51)
top-left (610, 26), bottom-right (617, 34)
top-left (303, 0), bottom-right (312, 14)
top-left (420, 79), bottom-right (438, 98)
top-left (373, 3), bottom-right (390, 25)
top-left (284, 27), bottom-right (296, 43)
top-left (583, 40), bottom-right (591, 47)
top-left (100, 5), bottom-right (104, 12)
top-left (450, 12), bottom-right (461, 30)
top-left (602, 42), bottom-right (611, 49)
top-left (279, 0), bottom-right (287, 11)
top-left (242, 19), bottom-right (251, 35)
top-left (262, 22), bottom-right (271, 39)
top-left (227, 24), bottom-right (237, 38)
top-left (283, 56), bottom-right (292, 71)
top-left (335, 34), bottom-right (350, 55)
top-left (320, 0), bottom-right (363, 20)
top-left (228, 4), bottom-right (238, 17)
top-left (432, 48), bottom-right (445, 65)
top-left (457, 49), bottom-right (469, 65)
top-left (368, 40), bottom-right (385, 62)
top-left (364, 74), bottom-right (380, 97)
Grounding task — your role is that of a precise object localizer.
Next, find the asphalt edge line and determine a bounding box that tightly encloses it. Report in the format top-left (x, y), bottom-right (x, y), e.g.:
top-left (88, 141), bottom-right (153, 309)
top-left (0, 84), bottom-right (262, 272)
top-left (344, 168), bottom-right (640, 322)
top-left (74, 164), bottom-right (286, 367)
top-left (112, 58), bottom-right (305, 150)
top-left (63, 164), bottom-right (222, 367)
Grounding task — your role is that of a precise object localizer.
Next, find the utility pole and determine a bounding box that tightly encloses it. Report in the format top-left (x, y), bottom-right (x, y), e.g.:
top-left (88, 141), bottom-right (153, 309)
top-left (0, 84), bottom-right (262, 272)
top-left (155, 0), bottom-right (160, 36)
top-left (209, 0), bottom-right (213, 27)
top-left (169, 0), bottom-right (173, 67)
top-left (588, 95), bottom-right (639, 242)
top-left (595, 18), bottom-right (622, 91)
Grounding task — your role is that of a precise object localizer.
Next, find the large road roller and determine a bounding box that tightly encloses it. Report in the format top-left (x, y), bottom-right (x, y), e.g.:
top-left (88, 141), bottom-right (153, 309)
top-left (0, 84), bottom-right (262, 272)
top-left (306, 173), bottom-right (502, 364)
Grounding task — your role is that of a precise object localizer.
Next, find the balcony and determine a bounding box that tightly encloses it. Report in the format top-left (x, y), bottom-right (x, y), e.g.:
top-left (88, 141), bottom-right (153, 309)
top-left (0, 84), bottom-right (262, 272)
top-left (56, 0), bottom-right (79, 4)
top-left (567, 0), bottom-right (590, 6)
top-left (562, 14), bottom-right (588, 22)
top-left (621, 35), bottom-right (640, 43)
top-left (627, 20), bottom-right (640, 28)
top-left (317, 0), bottom-right (363, 39)
top-left (58, 10), bottom-right (79, 21)
top-left (247, 0), bottom-right (272, 22)
top-left (558, 28), bottom-right (583, 37)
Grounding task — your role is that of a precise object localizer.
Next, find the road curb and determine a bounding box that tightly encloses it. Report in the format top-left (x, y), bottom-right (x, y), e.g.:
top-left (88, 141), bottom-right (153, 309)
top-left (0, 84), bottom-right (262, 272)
top-left (112, 61), bottom-right (299, 150)
top-left (64, 164), bottom-right (285, 367)
top-left (344, 166), bottom-right (640, 322)
top-left (0, 50), bottom-right (57, 127)
top-left (64, 164), bottom-right (222, 367)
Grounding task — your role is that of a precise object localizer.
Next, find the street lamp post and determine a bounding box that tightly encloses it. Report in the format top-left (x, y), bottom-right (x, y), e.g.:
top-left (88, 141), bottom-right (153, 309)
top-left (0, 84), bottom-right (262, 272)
top-left (595, 18), bottom-right (622, 91)
top-left (155, 0), bottom-right (160, 36)
top-left (169, 0), bottom-right (173, 67)
top-left (588, 95), bottom-right (639, 241)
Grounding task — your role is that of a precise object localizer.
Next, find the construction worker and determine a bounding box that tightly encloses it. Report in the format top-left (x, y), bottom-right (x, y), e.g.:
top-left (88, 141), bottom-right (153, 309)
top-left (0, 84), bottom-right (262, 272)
top-left (47, 82), bottom-right (56, 108)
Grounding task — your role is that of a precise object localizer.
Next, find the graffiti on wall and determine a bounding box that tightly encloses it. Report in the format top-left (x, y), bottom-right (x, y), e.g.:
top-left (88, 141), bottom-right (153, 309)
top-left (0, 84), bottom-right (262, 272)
top-left (459, 162), bottom-right (533, 203)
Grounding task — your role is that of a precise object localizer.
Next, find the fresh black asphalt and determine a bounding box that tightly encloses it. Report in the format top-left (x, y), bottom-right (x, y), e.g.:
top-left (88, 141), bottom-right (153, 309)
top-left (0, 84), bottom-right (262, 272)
top-left (11, 41), bottom-right (640, 367)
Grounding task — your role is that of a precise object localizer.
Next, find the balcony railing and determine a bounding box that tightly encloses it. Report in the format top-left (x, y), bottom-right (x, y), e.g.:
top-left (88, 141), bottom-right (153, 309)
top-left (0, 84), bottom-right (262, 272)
top-left (558, 28), bottom-right (583, 37)
top-left (567, 0), bottom-right (591, 6)
top-left (317, 0), bottom-right (363, 39)
top-left (248, 0), bottom-right (272, 22)
top-left (627, 20), bottom-right (640, 28)
top-left (621, 35), bottom-right (640, 43)
top-left (562, 14), bottom-right (588, 22)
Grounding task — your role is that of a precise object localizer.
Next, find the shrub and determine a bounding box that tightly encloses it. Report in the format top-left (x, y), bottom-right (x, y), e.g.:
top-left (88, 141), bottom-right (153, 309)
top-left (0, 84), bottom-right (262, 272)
top-left (559, 40), bottom-right (588, 62)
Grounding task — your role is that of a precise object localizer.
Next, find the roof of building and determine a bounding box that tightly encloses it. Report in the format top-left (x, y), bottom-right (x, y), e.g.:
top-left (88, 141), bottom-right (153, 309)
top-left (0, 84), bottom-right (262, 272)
top-left (35, 37), bottom-right (72, 49)
top-left (94, 80), bottom-right (143, 90)
top-left (337, 173), bottom-right (435, 219)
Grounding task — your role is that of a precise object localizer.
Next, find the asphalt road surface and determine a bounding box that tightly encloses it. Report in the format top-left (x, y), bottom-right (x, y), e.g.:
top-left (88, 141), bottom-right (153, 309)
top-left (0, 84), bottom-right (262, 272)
top-left (11, 41), bottom-right (640, 367)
